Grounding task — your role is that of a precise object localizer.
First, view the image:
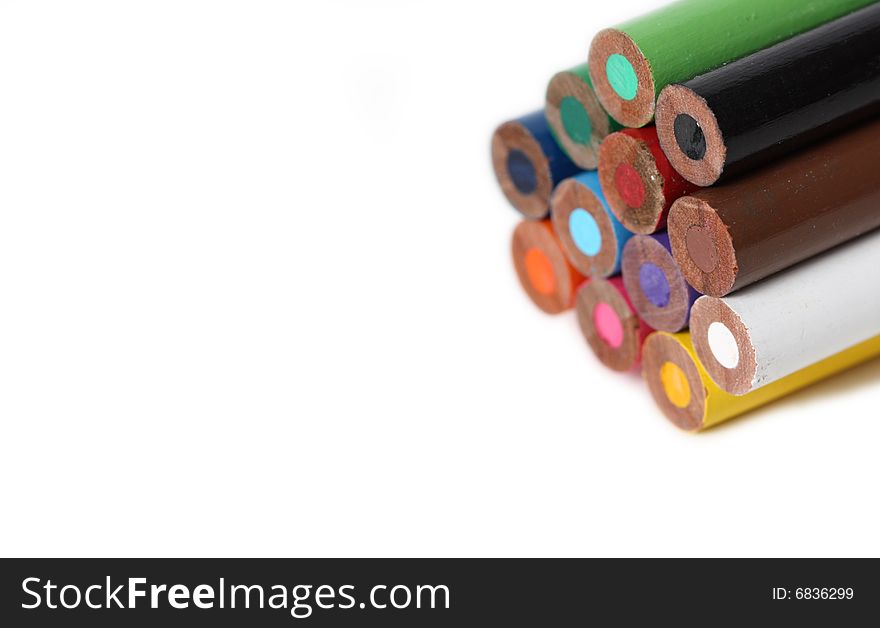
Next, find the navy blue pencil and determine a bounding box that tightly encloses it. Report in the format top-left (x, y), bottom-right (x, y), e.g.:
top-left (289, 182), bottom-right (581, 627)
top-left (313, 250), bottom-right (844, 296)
top-left (491, 110), bottom-right (582, 219)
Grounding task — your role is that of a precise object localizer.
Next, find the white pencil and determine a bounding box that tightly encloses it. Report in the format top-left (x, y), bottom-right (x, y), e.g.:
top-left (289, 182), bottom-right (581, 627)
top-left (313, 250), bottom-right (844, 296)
top-left (688, 228), bottom-right (880, 395)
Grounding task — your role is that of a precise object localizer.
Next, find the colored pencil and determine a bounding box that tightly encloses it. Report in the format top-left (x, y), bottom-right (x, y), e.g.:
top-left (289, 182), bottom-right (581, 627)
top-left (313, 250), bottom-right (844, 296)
top-left (688, 229), bottom-right (880, 395)
top-left (545, 64), bottom-right (622, 170)
top-left (642, 331), bottom-right (880, 431)
top-left (550, 171), bottom-right (633, 278)
top-left (492, 111), bottom-right (581, 219)
top-left (575, 276), bottom-right (653, 371)
top-left (597, 126), bottom-right (697, 234)
top-left (667, 117), bottom-right (880, 298)
top-left (656, 3), bottom-right (880, 186)
top-left (512, 219), bottom-right (585, 314)
top-left (621, 233), bottom-right (700, 333)
top-left (587, 0), bottom-right (874, 128)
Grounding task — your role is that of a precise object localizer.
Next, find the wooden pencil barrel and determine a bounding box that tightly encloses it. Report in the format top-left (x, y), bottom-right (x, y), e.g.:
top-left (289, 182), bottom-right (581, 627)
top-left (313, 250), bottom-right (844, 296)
top-left (642, 331), bottom-right (880, 431)
top-left (492, 111), bottom-right (581, 219)
top-left (576, 276), bottom-right (653, 371)
top-left (656, 4), bottom-right (880, 186)
top-left (587, 0), bottom-right (873, 128)
top-left (667, 118), bottom-right (880, 298)
top-left (551, 171), bottom-right (633, 278)
top-left (688, 229), bottom-right (880, 395)
top-left (511, 219), bottom-right (585, 314)
top-left (621, 233), bottom-right (700, 333)
top-left (597, 126), bottom-right (697, 234)
top-left (545, 64), bottom-right (621, 170)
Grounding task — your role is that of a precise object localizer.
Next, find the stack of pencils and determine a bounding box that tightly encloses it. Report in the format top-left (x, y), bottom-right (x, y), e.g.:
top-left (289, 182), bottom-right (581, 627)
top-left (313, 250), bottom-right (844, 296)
top-left (492, 0), bottom-right (880, 432)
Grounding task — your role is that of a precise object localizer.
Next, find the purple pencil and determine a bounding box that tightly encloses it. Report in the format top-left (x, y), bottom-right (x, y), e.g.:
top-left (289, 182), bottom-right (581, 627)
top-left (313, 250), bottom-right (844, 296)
top-left (621, 232), bottom-right (701, 332)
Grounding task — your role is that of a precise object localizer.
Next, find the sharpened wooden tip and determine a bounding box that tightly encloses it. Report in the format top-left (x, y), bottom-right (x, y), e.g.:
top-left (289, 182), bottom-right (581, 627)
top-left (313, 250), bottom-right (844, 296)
top-left (588, 28), bottom-right (656, 128)
top-left (667, 196), bottom-right (738, 297)
top-left (656, 85), bottom-right (726, 186)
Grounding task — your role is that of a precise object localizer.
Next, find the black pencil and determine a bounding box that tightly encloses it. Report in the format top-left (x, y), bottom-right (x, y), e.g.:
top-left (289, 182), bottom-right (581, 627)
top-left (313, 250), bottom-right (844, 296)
top-left (655, 3), bottom-right (880, 186)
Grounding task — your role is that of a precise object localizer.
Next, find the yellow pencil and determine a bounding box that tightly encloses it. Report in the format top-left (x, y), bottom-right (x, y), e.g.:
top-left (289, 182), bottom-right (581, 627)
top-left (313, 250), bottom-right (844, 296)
top-left (642, 331), bottom-right (880, 431)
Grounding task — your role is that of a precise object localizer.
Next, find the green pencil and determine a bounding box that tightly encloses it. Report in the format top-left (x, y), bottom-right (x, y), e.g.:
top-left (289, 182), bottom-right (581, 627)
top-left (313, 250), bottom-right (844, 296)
top-left (545, 63), bottom-right (621, 170)
top-left (587, 0), bottom-right (874, 127)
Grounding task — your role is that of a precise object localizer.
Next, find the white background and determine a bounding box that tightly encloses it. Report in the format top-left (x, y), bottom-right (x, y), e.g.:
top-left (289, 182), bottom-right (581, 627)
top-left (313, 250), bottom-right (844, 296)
top-left (1, 0), bottom-right (878, 557)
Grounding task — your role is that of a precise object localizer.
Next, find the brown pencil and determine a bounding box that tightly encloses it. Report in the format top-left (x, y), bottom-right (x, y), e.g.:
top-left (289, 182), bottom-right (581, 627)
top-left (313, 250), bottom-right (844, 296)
top-left (668, 117), bottom-right (880, 298)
